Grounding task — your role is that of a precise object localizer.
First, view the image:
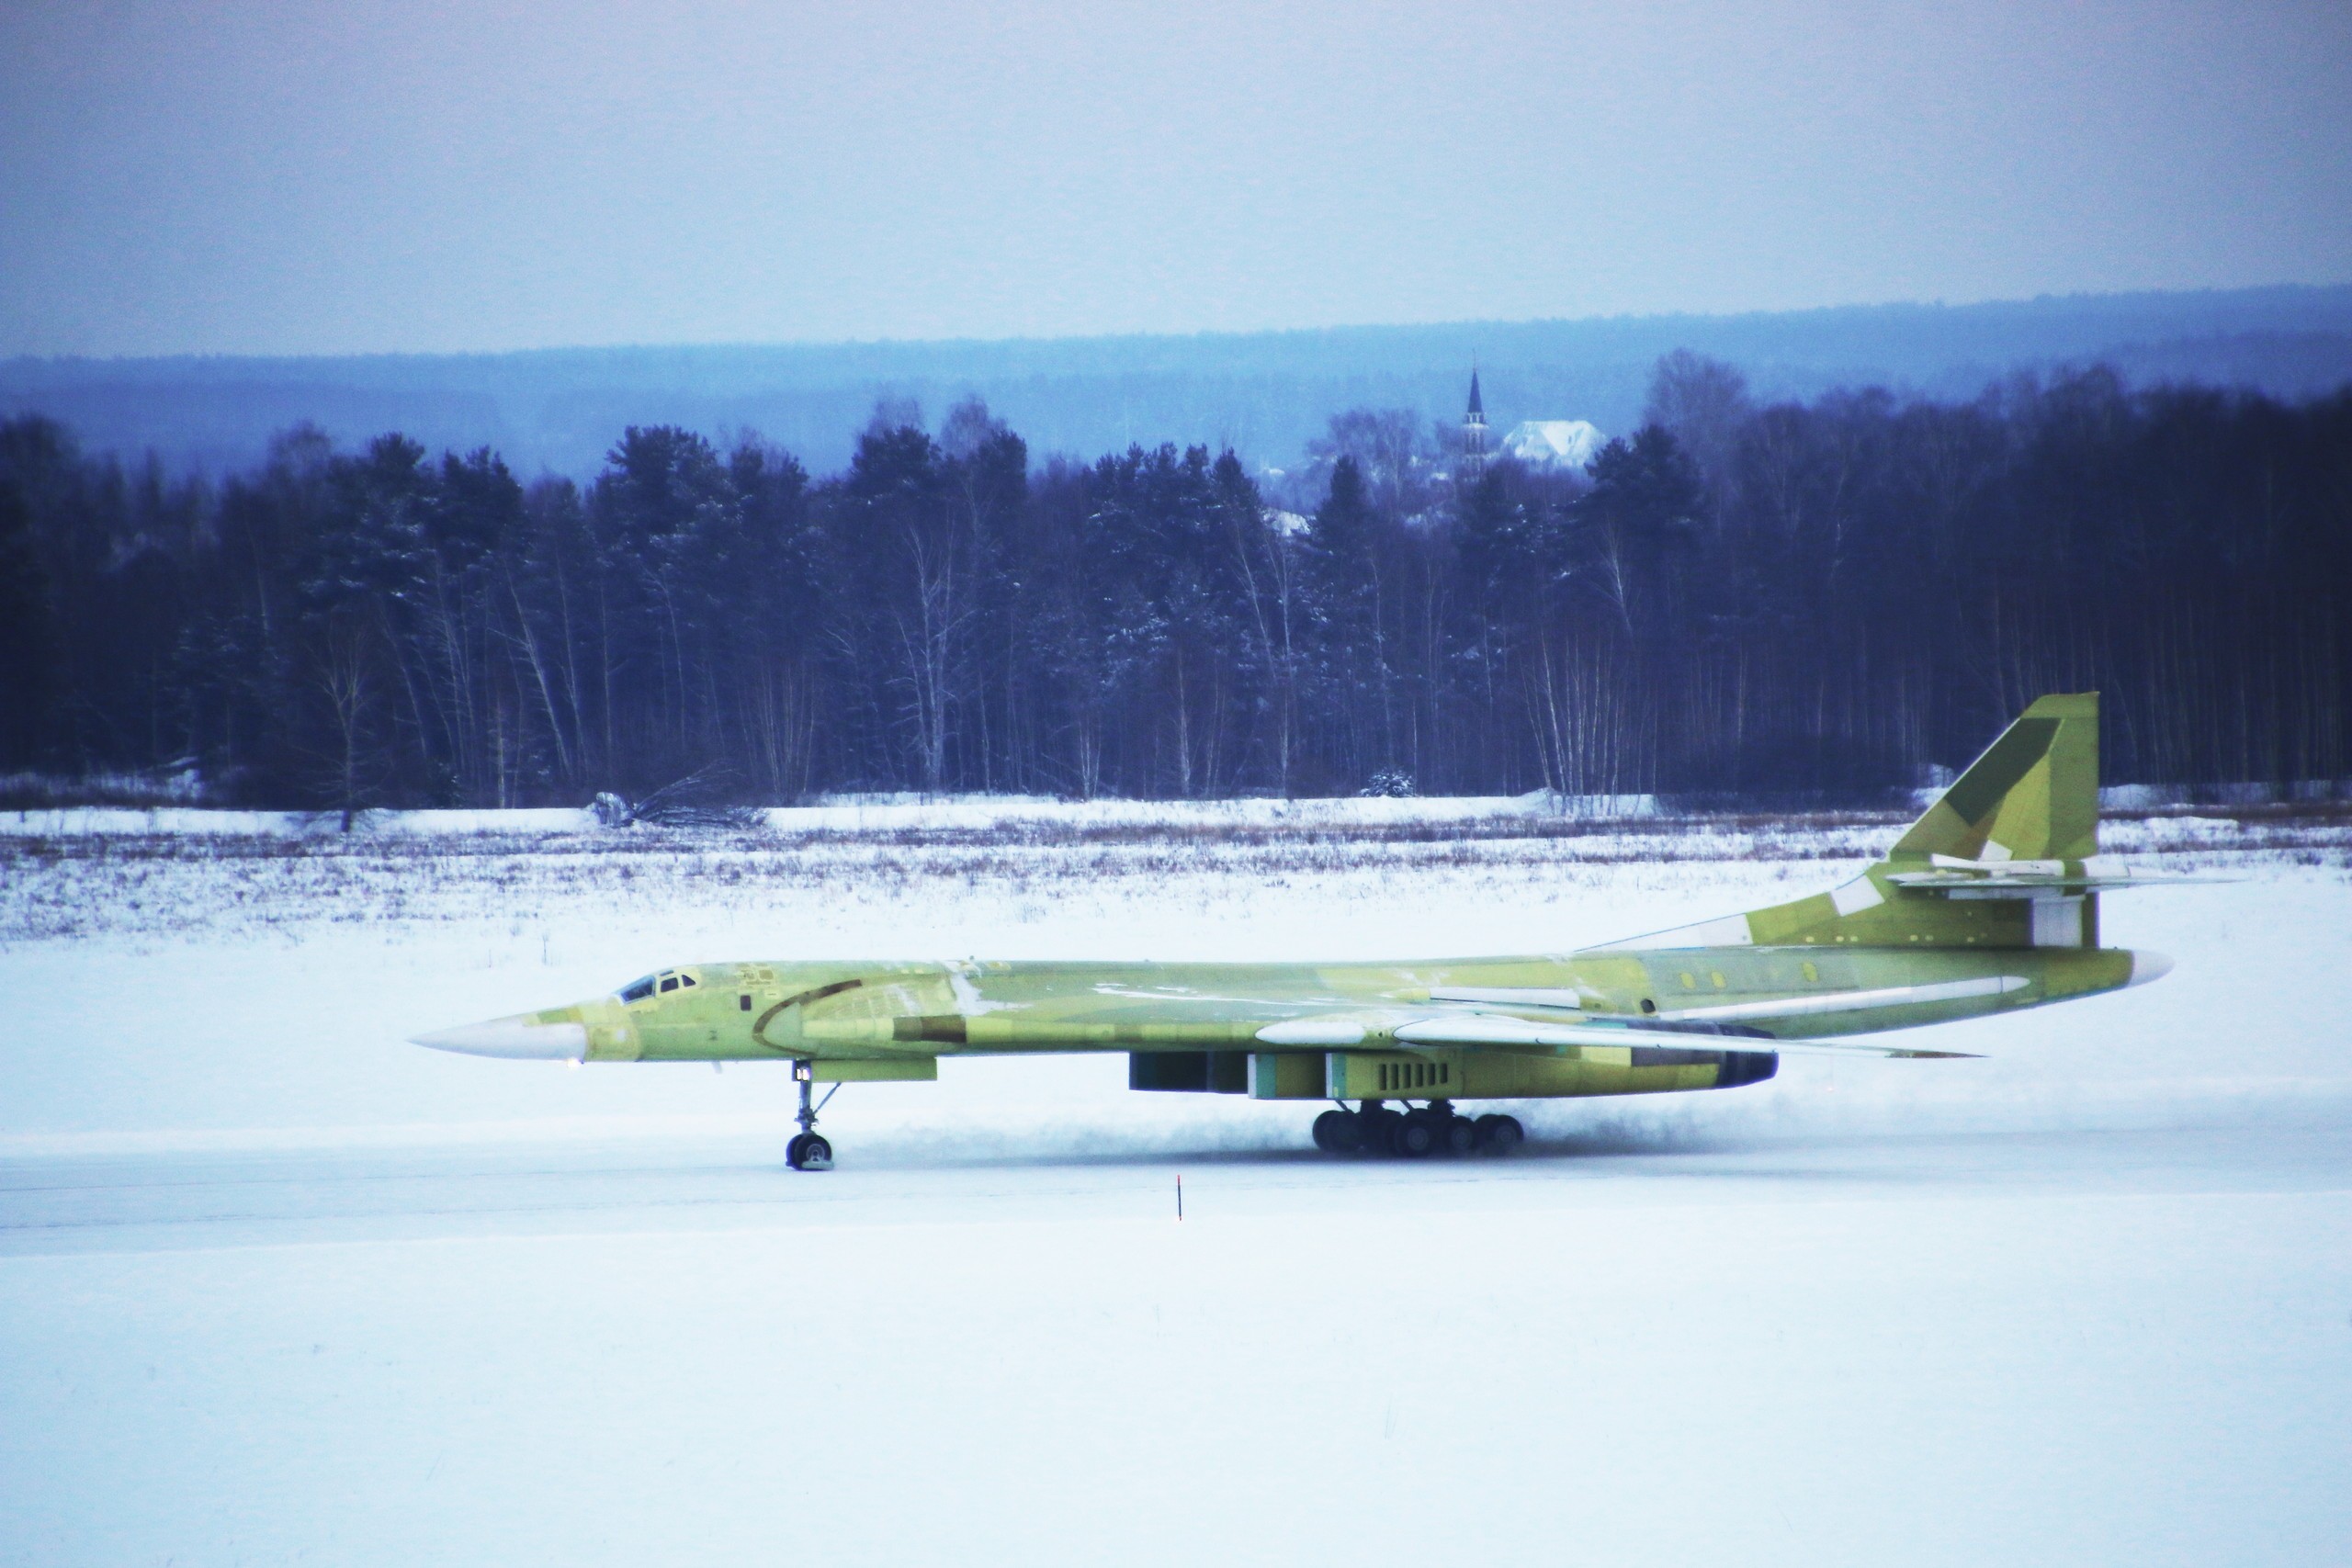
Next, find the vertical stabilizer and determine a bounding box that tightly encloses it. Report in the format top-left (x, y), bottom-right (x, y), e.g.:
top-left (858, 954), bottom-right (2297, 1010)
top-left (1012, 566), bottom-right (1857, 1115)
top-left (1893, 693), bottom-right (2099, 864)
top-left (1591, 693), bottom-right (2107, 953)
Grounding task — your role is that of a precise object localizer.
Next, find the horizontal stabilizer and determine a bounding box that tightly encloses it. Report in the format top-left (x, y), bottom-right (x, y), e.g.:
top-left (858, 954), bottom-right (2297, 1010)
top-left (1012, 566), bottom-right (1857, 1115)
top-left (1888, 856), bottom-right (2229, 893)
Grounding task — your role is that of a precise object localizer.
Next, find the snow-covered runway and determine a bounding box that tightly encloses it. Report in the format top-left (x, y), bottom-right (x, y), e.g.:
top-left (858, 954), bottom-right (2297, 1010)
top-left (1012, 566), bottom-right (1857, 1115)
top-left (6, 1112), bottom-right (2348, 1567)
top-left (3, 804), bottom-right (2347, 1564)
top-left (8, 1110), bottom-right (2349, 1255)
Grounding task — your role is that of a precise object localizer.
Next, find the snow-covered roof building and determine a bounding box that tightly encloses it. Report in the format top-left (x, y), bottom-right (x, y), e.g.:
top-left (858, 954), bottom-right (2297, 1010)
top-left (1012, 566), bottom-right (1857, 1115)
top-left (1501, 419), bottom-right (1606, 470)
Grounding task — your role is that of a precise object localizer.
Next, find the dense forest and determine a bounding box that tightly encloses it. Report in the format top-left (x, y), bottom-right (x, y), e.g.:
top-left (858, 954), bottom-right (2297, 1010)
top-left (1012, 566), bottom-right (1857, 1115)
top-left (2, 355), bottom-right (2346, 812)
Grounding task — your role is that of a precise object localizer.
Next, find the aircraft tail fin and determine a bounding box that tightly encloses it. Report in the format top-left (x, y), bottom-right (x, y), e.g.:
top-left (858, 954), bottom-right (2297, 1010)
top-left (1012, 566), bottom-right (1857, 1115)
top-left (1591, 694), bottom-right (2106, 953)
top-left (1891, 692), bottom-right (2099, 864)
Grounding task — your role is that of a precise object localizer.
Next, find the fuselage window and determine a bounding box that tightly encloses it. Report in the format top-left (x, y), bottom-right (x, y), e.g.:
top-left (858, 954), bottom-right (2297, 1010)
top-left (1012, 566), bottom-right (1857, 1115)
top-left (660, 976), bottom-right (679, 994)
top-left (619, 976), bottom-right (656, 1003)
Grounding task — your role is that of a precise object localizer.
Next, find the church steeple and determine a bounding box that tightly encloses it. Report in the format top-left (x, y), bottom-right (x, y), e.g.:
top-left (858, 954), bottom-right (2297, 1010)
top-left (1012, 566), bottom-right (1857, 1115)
top-left (1462, 367), bottom-right (1488, 483)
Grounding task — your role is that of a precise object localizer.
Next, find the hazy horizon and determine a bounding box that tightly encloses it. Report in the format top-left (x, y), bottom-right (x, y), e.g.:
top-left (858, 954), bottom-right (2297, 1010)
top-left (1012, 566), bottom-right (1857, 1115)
top-left (9, 281), bottom-right (2352, 368)
top-left (12, 282), bottom-right (2351, 480)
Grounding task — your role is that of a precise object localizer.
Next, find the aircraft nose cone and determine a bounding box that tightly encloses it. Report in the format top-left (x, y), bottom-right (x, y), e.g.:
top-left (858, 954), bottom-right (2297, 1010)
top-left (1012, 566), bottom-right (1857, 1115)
top-left (2125, 950), bottom-right (2175, 988)
top-left (410, 1015), bottom-right (589, 1060)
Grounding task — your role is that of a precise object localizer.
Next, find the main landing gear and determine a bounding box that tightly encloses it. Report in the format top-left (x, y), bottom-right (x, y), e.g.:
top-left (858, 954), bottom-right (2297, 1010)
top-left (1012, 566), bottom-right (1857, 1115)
top-left (786, 1069), bottom-right (837, 1171)
top-left (1310, 1100), bottom-right (1523, 1158)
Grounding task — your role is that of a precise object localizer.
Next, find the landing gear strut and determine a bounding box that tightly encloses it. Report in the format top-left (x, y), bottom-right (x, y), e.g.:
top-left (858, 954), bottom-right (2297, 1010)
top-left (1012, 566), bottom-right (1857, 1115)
top-left (1311, 1100), bottom-right (1521, 1158)
top-left (786, 1068), bottom-right (837, 1171)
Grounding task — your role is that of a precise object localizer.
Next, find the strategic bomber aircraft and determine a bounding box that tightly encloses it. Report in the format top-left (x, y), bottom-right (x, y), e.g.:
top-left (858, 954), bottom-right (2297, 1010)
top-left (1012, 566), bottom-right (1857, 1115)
top-left (415, 694), bottom-right (2178, 1169)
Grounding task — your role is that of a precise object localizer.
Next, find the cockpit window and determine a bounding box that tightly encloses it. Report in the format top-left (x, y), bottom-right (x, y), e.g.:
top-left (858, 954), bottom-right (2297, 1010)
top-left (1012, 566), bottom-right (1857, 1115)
top-left (659, 976), bottom-right (679, 994)
top-left (618, 976), bottom-right (656, 1003)
top-left (679, 974), bottom-right (697, 987)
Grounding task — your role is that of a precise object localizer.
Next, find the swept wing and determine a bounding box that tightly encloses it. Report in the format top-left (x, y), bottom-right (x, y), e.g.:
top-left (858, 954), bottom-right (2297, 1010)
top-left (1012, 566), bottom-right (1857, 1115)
top-left (1255, 1007), bottom-right (1979, 1059)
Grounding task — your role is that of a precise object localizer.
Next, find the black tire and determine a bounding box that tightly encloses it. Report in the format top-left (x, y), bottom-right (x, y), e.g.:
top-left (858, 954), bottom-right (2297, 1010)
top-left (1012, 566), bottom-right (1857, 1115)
top-left (1476, 1114), bottom-right (1524, 1156)
top-left (1311, 1109), bottom-right (1358, 1153)
top-left (787, 1133), bottom-right (834, 1171)
top-left (1442, 1116), bottom-right (1477, 1157)
top-left (1391, 1116), bottom-right (1436, 1158)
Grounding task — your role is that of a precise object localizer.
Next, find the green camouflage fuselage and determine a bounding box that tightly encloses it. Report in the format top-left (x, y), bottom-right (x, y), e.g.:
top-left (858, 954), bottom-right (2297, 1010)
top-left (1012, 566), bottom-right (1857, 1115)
top-left (538, 940), bottom-right (2137, 1100)
top-left (422, 694), bottom-right (2170, 1110)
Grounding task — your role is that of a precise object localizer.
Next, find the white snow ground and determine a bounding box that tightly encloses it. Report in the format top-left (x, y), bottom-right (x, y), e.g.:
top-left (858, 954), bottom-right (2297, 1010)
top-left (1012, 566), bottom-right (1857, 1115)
top-left (2, 804), bottom-right (2347, 1565)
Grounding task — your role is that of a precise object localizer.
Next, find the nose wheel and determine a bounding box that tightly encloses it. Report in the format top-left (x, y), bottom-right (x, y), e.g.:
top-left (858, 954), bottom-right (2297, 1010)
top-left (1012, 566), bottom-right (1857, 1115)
top-left (786, 1068), bottom-right (837, 1171)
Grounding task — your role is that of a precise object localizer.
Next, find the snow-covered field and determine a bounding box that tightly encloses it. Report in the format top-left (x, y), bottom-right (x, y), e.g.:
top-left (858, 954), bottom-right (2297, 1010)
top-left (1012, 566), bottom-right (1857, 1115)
top-left (3, 801), bottom-right (2348, 1565)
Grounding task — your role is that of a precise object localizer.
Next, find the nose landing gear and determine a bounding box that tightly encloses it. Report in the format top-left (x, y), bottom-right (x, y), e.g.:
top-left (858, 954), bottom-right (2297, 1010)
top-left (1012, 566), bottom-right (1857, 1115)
top-left (786, 1067), bottom-right (837, 1171)
top-left (1311, 1100), bottom-right (1522, 1158)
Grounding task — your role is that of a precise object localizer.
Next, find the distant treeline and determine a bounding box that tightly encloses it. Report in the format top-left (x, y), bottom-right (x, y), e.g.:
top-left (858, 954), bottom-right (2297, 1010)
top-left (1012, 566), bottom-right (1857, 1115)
top-left (11, 285), bottom-right (2352, 479)
top-left (1, 356), bottom-right (2346, 810)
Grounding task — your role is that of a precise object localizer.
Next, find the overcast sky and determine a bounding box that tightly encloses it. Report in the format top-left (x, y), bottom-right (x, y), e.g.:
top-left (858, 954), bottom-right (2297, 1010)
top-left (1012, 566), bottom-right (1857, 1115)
top-left (3, 0), bottom-right (2348, 357)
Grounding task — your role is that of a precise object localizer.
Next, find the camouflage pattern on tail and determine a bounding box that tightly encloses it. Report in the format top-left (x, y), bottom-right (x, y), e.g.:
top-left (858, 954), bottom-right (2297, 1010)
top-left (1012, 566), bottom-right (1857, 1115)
top-left (1600, 694), bottom-right (2106, 953)
top-left (1891, 692), bottom-right (2098, 863)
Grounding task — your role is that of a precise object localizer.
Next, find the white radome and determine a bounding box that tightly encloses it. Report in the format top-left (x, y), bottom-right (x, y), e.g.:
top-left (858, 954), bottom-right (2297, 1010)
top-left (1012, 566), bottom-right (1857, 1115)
top-left (410, 1016), bottom-right (588, 1060)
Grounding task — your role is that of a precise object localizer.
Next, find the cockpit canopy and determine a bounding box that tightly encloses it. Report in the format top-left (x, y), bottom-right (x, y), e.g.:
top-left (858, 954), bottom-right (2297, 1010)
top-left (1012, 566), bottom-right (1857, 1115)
top-left (617, 968), bottom-right (697, 1003)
